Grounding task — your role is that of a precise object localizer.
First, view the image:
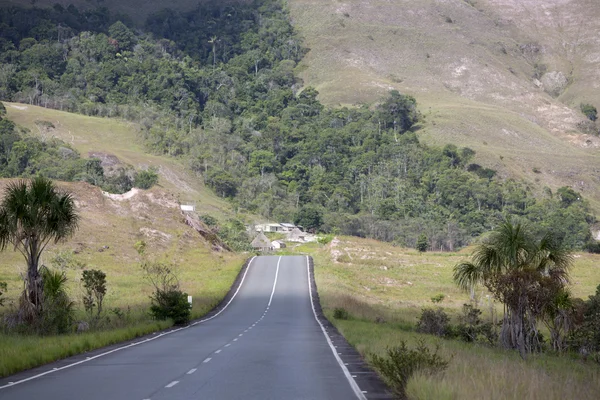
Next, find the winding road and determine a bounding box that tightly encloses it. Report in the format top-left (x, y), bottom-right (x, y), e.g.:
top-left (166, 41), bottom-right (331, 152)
top-left (0, 256), bottom-right (371, 400)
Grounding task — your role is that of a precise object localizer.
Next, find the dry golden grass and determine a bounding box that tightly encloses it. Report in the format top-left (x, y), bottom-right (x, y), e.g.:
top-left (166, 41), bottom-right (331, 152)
top-left (311, 236), bottom-right (600, 399)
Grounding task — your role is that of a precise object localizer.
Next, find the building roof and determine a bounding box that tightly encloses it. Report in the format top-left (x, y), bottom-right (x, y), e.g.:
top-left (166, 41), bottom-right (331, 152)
top-left (280, 223), bottom-right (296, 228)
top-left (251, 232), bottom-right (272, 248)
top-left (287, 227), bottom-right (305, 240)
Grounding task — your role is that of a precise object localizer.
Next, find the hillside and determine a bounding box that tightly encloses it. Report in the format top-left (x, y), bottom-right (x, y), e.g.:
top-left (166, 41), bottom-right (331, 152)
top-left (288, 0), bottom-right (600, 211)
top-left (0, 103), bottom-right (246, 308)
top-left (3, 102), bottom-right (229, 215)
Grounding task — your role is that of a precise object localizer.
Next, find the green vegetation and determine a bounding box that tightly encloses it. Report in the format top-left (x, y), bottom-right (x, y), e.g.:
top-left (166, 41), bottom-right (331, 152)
top-left (0, 177), bottom-right (79, 323)
top-left (581, 103), bottom-right (598, 122)
top-left (310, 235), bottom-right (600, 399)
top-left (0, 3), bottom-right (596, 249)
top-left (0, 320), bottom-right (171, 378)
top-left (0, 105), bottom-right (159, 193)
top-left (454, 221), bottom-right (573, 356)
top-left (142, 260), bottom-right (192, 325)
top-left (81, 269), bottom-right (107, 321)
top-left (370, 340), bottom-right (449, 399)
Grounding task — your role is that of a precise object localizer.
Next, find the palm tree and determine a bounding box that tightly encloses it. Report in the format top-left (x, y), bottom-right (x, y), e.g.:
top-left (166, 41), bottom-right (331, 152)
top-left (0, 177), bottom-right (79, 312)
top-left (453, 221), bottom-right (572, 357)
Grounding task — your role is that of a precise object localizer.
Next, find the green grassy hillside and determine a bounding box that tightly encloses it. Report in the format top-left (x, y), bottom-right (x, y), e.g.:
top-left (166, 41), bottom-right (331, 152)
top-left (4, 102), bottom-right (228, 214)
top-left (288, 0), bottom-right (600, 211)
top-left (1, 103), bottom-right (245, 313)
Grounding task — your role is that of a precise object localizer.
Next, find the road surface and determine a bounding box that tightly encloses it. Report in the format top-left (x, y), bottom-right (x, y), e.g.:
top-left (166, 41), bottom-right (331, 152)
top-left (0, 256), bottom-right (366, 400)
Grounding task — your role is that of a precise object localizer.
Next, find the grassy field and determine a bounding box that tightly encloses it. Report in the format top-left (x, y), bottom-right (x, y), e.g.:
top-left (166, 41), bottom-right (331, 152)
top-left (0, 104), bottom-right (249, 378)
top-left (0, 178), bottom-right (247, 377)
top-left (307, 236), bottom-right (600, 399)
top-left (288, 0), bottom-right (600, 213)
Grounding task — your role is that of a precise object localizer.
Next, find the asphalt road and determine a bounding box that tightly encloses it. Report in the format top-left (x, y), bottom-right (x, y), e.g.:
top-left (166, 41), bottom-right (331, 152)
top-left (0, 255), bottom-right (365, 400)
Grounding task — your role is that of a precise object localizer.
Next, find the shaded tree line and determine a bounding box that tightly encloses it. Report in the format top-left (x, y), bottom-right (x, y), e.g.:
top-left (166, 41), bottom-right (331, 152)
top-left (0, 2), bottom-right (595, 249)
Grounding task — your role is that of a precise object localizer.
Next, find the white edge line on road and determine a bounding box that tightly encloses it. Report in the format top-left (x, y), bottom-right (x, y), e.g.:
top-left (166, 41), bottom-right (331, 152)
top-left (306, 255), bottom-right (367, 400)
top-left (0, 256), bottom-right (258, 391)
top-left (267, 256), bottom-right (282, 307)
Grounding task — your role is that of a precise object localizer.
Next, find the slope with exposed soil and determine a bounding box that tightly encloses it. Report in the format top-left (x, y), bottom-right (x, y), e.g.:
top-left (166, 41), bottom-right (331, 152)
top-left (288, 0), bottom-right (600, 210)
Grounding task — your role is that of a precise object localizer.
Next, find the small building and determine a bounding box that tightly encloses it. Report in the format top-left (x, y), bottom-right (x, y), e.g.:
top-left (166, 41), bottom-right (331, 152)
top-left (251, 232), bottom-right (273, 251)
top-left (279, 223), bottom-right (297, 232)
top-left (287, 227), bottom-right (306, 242)
top-left (256, 223), bottom-right (285, 233)
top-left (272, 240), bottom-right (286, 249)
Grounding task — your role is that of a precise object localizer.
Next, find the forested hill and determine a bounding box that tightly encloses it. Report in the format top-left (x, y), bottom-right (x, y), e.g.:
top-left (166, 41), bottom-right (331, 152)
top-left (0, 1), bottom-right (595, 250)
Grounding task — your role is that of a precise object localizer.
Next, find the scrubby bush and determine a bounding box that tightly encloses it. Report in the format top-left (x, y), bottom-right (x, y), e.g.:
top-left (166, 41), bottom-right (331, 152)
top-left (333, 307), bottom-right (349, 320)
top-left (39, 267), bottom-right (75, 334)
top-left (455, 304), bottom-right (497, 345)
top-left (142, 261), bottom-right (191, 325)
top-left (417, 308), bottom-right (450, 337)
top-left (82, 269), bottom-right (107, 320)
top-left (150, 289), bottom-right (191, 325)
top-left (0, 281), bottom-right (7, 306)
top-left (569, 284), bottom-right (600, 358)
top-left (416, 234), bottom-right (428, 252)
top-left (581, 103), bottom-right (598, 122)
top-left (370, 340), bottom-right (449, 398)
top-left (199, 214), bottom-right (218, 227)
top-left (431, 294), bottom-right (445, 304)
top-left (134, 167), bottom-right (159, 189)
top-left (318, 234), bottom-right (334, 245)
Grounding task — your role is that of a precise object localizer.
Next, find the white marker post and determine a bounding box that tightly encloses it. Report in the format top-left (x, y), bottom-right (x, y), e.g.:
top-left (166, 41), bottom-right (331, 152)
top-left (188, 295), bottom-right (193, 305)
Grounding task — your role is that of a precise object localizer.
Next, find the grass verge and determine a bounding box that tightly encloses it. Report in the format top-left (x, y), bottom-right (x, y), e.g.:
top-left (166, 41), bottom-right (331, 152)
top-left (311, 236), bottom-right (600, 399)
top-left (0, 320), bottom-right (171, 378)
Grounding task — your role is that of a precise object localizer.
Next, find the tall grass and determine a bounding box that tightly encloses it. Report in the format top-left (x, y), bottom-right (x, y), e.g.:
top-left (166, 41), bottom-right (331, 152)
top-left (0, 320), bottom-right (170, 378)
top-left (312, 236), bottom-right (600, 399)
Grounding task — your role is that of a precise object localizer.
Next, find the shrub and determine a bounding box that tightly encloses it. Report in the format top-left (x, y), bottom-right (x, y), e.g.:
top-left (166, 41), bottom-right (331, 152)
top-left (38, 267), bottom-right (75, 334)
top-left (199, 214), bottom-right (218, 227)
top-left (134, 167), bottom-right (159, 189)
top-left (0, 281), bottom-right (7, 306)
top-left (333, 307), bottom-right (349, 320)
top-left (150, 289), bottom-right (191, 325)
top-left (581, 103), bottom-right (598, 122)
top-left (370, 340), bottom-right (449, 398)
top-left (82, 269), bottom-right (107, 320)
top-left (142, 261), bottom-right (191, 325)
top-left (318, 234), bottom-right (334, 245)
top-left (455, 304), bottom-right (497, 345)
top-left (431, 294), bottom-right (445, 304)
top-left (569, 284), bottom-right (600, 356)
top-left (416, 234), bottom-right (428, 252)
top-left (417, 308), bottom-right (450, 337)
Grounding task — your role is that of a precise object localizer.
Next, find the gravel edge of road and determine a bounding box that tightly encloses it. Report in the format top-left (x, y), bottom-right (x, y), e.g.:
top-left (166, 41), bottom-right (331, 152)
top-left (307, 256), bottom-right (395, 400)
top-left (0, 256), bottom-right (254, 385)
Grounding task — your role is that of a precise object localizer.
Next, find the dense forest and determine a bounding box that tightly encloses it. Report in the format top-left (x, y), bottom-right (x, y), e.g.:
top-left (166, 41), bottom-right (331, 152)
top-left (0, 1), bottom-right (594, 249)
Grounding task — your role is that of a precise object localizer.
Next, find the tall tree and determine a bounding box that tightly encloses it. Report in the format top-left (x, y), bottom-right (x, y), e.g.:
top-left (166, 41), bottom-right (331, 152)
top-left (0, 177), bottom-right (79, 312)
top-left (453, 221), bottom-right (572, 357)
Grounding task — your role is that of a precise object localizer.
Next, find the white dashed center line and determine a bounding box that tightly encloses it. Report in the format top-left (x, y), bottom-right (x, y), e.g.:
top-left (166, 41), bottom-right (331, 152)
top-left (215, 349), bottom-right (222, 354)
top-left (233, 338), bottom-right (238, 342)
top-left (187, 369), bottom-right (197, 375)
top-left (225, 343), bottom-right (231, 347)
top-left (165, 381), bottom-right (179, 388)
top-left (203, 358), bottom-right (212, 363)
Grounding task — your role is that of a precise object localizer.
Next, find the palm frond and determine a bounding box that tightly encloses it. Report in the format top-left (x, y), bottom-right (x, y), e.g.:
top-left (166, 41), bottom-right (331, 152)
top-left (453, 262), bottom-right (482, 291)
